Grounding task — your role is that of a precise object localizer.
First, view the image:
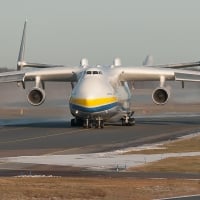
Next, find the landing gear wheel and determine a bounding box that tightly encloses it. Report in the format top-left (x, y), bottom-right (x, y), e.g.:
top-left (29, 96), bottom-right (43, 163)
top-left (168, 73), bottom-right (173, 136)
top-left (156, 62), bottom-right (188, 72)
top-left (95, 120), bottom-right (100, 128)
top-left (83, 119), bottom-right (89, 128)
top-left (95, 119), bottom-right (104, 128)
top-left (121, 119), bottom-right (126, 126)
top-left (71, 118), bottom-right (75, 127)
top-left (121, 117), bottom-right (135, 126)
top-left (128, 117), bottom-right (135, 126)
top-left (100, 120), bottom-right (104, 128)
top-left (88, 121), bottom-right (93, 128)
top-left (70, 118), bottom-right (84, 127)
top-left (83, 119), bottom-right (93, 128)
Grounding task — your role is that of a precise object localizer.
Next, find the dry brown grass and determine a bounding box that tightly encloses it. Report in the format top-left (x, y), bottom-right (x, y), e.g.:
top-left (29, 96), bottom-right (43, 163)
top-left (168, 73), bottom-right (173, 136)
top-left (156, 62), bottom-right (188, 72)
top-left (0, 177), bottom-right (199, 200)
top-left (125, 135), bottom-right (200, 154)
top-left (127, 135), bottom-right (200, 173)
top-left (129, 156), bottom-right (200, 173)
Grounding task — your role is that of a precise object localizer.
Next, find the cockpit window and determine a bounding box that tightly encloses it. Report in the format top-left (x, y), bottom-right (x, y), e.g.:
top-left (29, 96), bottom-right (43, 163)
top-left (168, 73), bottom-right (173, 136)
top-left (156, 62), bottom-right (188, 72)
top-left (86, 71), bottom-right (92, 74)
top-left (85, 70), bottom-right (103, 75)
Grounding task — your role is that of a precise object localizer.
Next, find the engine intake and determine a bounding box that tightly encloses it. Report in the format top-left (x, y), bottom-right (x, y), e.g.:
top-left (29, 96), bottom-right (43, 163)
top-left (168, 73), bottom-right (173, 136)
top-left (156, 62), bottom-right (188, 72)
top-left (27, 88), bottom-right (45, 106)
top-left (152, 87), bottom-right (170, 105)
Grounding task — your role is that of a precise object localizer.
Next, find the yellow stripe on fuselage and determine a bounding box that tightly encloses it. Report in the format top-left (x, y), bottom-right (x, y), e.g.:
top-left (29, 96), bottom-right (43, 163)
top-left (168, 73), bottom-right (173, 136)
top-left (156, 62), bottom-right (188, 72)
top-left (70, 96), bottom-right (118, 107)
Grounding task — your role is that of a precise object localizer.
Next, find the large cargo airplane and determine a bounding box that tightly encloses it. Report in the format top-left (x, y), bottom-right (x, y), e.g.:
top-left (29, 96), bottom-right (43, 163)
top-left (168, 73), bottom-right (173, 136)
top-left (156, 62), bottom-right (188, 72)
top-left (1, 21), bottom-right (200, 128)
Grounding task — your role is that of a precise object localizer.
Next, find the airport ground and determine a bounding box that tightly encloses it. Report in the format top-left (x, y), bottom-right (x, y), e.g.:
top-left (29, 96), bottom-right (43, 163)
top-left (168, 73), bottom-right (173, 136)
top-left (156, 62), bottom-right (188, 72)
top-left (0, 83), bottom-right (199, 199)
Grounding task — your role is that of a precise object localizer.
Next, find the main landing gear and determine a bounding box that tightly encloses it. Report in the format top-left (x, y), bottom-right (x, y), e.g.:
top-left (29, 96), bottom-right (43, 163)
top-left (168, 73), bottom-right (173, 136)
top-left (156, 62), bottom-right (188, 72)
top-left (94, 118), bottom-right (104, 129)
top-left (71, 112), bottom-right (135, 128)
top-left (121, 111), bottom-right (135, 126)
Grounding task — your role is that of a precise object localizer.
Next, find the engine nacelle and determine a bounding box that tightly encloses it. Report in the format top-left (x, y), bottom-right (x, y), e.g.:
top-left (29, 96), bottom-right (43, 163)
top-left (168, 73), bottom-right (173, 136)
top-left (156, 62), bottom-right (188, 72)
top-left (152, 87), bottom-right (170, 105)
top-left (27, 87), bottom-right (45, 106)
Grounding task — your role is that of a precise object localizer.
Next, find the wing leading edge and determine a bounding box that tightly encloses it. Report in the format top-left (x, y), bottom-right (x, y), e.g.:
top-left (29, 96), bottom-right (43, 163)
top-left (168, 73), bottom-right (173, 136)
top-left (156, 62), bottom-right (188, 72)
top-left (117, 65), bottom-right (200, 82)
top-left (175, 72), bottom-right (200, 82)
top-left (153, 61), bottom-right (200, 69)
top-left (0, 71), bottom-right (25, 83)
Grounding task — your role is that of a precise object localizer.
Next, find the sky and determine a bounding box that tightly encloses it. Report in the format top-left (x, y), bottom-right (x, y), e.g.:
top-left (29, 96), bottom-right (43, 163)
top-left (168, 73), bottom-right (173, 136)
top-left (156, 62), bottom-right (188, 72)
top-left (0, 0), bottom-right (200, 68)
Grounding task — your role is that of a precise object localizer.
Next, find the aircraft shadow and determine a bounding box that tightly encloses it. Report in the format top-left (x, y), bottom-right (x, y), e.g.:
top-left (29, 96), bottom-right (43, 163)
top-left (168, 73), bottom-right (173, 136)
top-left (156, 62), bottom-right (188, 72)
top-left (2, 116), bottom-right (200, 128)
top-left (2, 121), bottom-right (71, 128)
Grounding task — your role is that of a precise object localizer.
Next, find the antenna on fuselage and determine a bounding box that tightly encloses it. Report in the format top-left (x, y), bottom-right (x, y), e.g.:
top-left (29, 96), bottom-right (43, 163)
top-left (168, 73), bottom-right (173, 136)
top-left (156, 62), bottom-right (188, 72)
top-left (80, 58), bottom-right (89, 68)
top-left (113, 58), bottom-right (121, 66)
top-left (111, 58), bottom-right (122, 68)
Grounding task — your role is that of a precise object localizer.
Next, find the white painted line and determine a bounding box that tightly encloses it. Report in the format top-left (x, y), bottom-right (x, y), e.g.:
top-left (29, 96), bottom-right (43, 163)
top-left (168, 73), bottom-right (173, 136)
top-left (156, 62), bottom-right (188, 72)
top-left (154, 194), bottom-right (200, 200)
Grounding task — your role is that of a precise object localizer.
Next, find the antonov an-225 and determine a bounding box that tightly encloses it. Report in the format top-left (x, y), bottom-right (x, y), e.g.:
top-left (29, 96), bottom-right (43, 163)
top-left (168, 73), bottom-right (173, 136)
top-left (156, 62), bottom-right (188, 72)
top-left (1, 21), bottom-right (200, 128)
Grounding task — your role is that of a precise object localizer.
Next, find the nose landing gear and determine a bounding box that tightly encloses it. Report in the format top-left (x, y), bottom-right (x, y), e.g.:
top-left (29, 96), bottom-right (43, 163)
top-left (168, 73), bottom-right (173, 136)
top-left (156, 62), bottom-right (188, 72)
top-left (95, 118), bottom-right (104, 129)
top-left (83, 117), bottom-right (104, 129)
top-left (71, 117), bottom-right (105, 129)
top-left (83, 119), bottom-right (93, 128)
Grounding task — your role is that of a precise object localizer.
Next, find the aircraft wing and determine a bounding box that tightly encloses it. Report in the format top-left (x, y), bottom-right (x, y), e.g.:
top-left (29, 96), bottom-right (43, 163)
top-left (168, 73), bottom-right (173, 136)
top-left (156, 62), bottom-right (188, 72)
top-left (117, 66), bottom-right (200, 82)
top-left (143, 55), bottom-right (200, 69)
top-left (24, 66), bottom-right (80, 82)
top-left (19, 62), bottom-right (65, 69)
top-left (0, 66), bottom-right (80, 83)
top-left (174, 72), bottom-right (200, 81)
top-left (0, 71), bottom-right (25, 83)
top-left (153, 61), bottom-right (200, 69)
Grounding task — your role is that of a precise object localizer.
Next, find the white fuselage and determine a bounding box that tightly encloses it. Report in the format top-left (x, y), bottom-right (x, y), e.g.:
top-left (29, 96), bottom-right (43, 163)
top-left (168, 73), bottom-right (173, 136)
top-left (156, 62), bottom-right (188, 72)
top-left (69, 67), bottom-right (131, 122)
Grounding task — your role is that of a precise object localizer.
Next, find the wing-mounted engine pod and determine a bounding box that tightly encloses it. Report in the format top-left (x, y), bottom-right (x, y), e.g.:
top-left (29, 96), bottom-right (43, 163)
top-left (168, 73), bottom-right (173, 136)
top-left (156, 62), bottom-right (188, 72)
top-left (27, 87), bottom-right (45, 106)
top-left (152, 87), bottom-right (170, 105)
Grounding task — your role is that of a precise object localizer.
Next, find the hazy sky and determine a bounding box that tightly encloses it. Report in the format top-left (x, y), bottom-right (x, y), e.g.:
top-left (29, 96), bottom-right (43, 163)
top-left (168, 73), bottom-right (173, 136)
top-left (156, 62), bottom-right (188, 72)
top-left (1, 0), bottom-right (200, 68)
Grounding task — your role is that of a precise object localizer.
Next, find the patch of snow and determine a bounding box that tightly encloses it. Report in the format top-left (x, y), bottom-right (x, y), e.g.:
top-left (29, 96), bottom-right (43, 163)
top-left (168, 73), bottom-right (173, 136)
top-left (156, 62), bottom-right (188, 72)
top-left (1, 152), bottom-right (200, 171)
top-left (1, 132), bottom-right (199, 171)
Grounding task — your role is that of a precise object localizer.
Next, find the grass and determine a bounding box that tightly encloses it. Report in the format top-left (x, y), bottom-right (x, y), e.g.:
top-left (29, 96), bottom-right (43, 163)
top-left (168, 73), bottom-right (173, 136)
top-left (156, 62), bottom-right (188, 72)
top-left (126, 135), bottom-right (200, 173)
top-left (0, 177), bottom-right (199, 200)
top-left (129, 156), bottom-right (200, 173)
top-left (0, 117), bottom-right (199, 199)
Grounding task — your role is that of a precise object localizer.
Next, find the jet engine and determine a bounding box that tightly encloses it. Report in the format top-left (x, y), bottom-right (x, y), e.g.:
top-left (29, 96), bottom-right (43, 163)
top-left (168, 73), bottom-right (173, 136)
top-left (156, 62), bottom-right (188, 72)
top-left (27, 87), bottom-right (45, 106)
top-left (152, 87), bottom-right (170, 105)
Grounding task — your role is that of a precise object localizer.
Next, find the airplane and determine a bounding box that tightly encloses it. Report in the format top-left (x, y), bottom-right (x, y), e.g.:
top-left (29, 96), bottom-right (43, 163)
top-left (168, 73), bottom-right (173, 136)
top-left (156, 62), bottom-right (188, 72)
top-left (1, 20), bottom-right (200, 128)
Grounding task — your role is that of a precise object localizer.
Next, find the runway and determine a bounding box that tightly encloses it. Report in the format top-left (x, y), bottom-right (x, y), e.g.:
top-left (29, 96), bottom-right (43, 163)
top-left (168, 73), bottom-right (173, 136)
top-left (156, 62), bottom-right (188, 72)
top-left (0, 83), bottom-right (200, 178)
top-left (1, 114), bottom-right (200, 157)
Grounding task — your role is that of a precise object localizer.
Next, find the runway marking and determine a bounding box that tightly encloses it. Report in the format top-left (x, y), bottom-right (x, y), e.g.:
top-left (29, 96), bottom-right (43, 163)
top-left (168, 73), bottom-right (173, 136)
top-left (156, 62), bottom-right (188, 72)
top-left (0, 128), bottom-right (88, 145)
top-left (0, 127), bottom-right (26, 133)
top-left (155, 194), bottom-right (200, 200)
top-left (43, 149), bottom-right (76, 155)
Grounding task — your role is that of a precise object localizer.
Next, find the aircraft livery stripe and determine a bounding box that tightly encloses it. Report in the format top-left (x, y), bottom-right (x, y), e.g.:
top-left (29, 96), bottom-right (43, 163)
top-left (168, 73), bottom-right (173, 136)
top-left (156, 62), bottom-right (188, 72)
top-left (69, 97), bottom-right (118, 107)
top-left (70, 102), bottom-right (118, 112)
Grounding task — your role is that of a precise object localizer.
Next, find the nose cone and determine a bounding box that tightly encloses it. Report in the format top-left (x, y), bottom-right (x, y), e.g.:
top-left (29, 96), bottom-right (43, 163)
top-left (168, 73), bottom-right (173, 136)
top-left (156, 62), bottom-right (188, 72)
top-left (72, 70), bottom-right (114, 99)
top-left (70, 72), bottom-right (117, 113)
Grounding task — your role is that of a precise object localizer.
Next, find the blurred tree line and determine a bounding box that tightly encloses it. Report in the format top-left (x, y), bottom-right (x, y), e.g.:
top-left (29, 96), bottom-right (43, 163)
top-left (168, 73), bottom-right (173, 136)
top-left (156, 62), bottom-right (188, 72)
top-left (0, 67), bottom-right (14, 72)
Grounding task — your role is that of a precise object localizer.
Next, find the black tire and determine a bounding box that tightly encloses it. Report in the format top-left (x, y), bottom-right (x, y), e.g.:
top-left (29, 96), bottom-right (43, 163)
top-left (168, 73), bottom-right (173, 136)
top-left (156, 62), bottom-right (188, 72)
top-left (100, 121), bottom-right (104, 128)
top-left (128, 118), bottom-right (135, 126)
top-left (71, 118), bottom-right (75, 126)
